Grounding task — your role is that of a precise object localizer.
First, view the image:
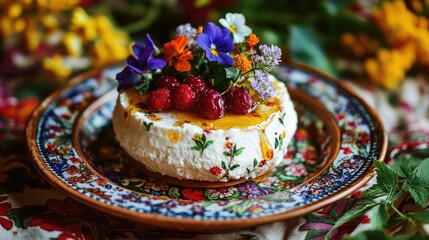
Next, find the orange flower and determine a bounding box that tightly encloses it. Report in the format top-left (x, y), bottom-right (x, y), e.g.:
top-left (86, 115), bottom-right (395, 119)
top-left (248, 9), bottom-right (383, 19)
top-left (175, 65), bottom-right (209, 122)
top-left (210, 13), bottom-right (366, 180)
top-left (234, 53), bottom-right (252, 73)
top-left (163, 36), bottom-right (193, 71)
top-left (225, 141), bottom-right (233, 149)
top-left (247, 33), bottom-right (259, 50)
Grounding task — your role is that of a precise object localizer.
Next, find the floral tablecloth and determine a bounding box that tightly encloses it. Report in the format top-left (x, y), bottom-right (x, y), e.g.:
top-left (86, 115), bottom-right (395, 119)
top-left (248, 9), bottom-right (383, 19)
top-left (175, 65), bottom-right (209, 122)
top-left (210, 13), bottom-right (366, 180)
top-left (1, 74), bottom-right (428, 240)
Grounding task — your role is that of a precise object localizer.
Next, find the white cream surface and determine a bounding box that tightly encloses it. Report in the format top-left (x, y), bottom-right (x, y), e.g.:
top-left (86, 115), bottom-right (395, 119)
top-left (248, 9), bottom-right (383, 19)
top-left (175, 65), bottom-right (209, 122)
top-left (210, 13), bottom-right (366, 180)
top-left (112, 76), bottom-right (298, 182)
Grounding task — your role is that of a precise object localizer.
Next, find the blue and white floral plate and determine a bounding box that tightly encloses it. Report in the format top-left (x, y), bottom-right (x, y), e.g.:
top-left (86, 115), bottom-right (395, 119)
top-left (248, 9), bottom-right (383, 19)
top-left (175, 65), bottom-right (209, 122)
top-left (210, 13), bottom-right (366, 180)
top-left (26, 63), bottom-right (387, 232)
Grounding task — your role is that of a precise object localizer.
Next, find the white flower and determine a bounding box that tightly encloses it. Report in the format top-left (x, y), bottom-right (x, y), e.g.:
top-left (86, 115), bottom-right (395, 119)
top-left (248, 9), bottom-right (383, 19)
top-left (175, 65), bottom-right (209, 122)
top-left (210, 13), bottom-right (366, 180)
top-left (176, 23), bottom-right (197, 45)
top-left (219, 13), bottom-right (251, 43)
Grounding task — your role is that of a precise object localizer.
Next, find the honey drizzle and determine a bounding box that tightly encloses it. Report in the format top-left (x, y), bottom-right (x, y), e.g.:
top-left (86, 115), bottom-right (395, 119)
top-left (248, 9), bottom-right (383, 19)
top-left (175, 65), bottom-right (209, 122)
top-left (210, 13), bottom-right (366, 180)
top-left (258, 114), bottom-right (275, 161)
top-left (123, 89), bottom-right (160, 124)
top-left (123, 88), bottom-right (282, 132)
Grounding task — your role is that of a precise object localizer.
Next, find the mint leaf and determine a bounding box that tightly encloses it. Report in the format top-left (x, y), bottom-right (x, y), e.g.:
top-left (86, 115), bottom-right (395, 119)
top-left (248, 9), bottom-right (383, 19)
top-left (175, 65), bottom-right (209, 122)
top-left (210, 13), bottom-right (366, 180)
top-left (346, 229), bottom-right (392, 240)
top-left (391, 156), bottom-right (421, 179)
top-left (357, 198), bottom-right (378, 207)
top-left (402, 159), bottom-right (429, 207)
top-left (405, 178), bottom-right (429, 207)
top-left (289, 25), bottom-right (336, 75)
top-left (373, 160), bottom-right (398, 197)
top-left (362, 185), bottom-right (385, 198)
top-left (408, 210), bottom-right (429, 223)
top-left (370, 204), bottom-right (388, 230)
top-left (414, 158), bottom-right (429, 182)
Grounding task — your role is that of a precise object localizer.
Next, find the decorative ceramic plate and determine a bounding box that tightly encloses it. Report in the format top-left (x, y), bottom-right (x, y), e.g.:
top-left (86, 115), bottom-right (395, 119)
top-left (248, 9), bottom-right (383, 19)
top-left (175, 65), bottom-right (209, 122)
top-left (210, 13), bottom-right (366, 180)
top-left (26, 63), bottom-right (387, 232)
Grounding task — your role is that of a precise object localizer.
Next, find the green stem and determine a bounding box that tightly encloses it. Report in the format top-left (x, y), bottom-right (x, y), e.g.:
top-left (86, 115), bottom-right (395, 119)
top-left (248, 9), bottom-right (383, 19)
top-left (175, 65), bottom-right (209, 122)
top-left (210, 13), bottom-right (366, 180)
top-left (235, 67), bottom-right (264, 82)
top-left (389, 186), bottom-right (404, 203)
top-left (391, 203), bottom-right (416, 225)
top-left (391, 204), bottom-right (408, 220)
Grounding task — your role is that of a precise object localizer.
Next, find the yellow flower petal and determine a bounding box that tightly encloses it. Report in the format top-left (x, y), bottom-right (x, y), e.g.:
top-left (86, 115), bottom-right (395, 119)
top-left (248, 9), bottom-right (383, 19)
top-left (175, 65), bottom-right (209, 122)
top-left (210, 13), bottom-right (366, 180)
top-left (8, 3), bottom-right (22, 18)
top-left (62, 32), bottom-right (82, 57)
top-left (43, 55), bottom-right (72, 82)
top-left (23, 17), bottom-right (40, 52)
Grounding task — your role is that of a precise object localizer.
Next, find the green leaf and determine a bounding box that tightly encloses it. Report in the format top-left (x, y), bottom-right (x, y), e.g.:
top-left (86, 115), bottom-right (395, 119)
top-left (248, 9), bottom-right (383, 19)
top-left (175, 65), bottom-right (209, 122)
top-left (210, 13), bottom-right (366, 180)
top-left (370, 204), bottom-right (388, 230)
top-left (373, 160), bottom-right (398, 196)
top-left (345, 229), bottom-right (392, 240)
top-left (289, 25), bottom-right (336, 76)
top-left (196, 141), bottom-right (204, 148)
top-left (190, 146), bottom-right (201, 151)
top-left (362, 185), bottom-right (385, 198)
top-left (306, 229), bottom-right (329, 240)
top-left (230, 164), bottom-right (240, 170)
top-left (226, 67), bottom-right (239, 82)
top-left (391, 157), bottom-right (429, 207)
top-left (408, 210), bottom-right (429, 223)
top-left (414, 158), bottom-right (429, 182)
top-left (275, 136), bottom-right (283, 150)
top-left (278, 113), bottom-right (286, 126)
top-left (234, 147), bottom-right (245, 156)
top-left (326, 203), bottom-right (376, 240)
top-left (223, 152), bottom-right (231, 157)
top-left (357, 198), bottom-right (378, 207)
top-left (253, 158), bottom-right (258, 167)
top-left (204, 140), bottom-right (214, 148)
top-left (221, 161), bottom-right (227, 170)
top-left (208, 61), bottom-right (230, 93)
top-left (391, 156), bottom-right (421, 179)
top-left (143, 121), bottom-right (153, 131)
top-left (406, 179), bottom-right (429, 207)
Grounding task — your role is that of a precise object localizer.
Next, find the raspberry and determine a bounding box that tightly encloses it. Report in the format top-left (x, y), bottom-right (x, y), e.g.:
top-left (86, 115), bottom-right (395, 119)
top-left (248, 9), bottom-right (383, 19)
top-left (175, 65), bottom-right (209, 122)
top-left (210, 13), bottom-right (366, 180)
top-left (224, 87), bottom-right (253, 114)
top-left (184, 76), bottom-right (207, 95)
top-left (157, 75), bottom-right (179, 90)
top-left (196, 89), bottom-right (225, 119)
top-left (148, 88), bottom-right (172, 111)
top-left (171, 84), bottom-right (196, 110)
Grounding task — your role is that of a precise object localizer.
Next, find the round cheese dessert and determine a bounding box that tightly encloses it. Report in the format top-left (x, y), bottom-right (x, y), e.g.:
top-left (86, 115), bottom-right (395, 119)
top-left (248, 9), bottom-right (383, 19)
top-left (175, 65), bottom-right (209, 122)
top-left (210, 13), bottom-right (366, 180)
top-left (112, 75), bottom-right (298, 182)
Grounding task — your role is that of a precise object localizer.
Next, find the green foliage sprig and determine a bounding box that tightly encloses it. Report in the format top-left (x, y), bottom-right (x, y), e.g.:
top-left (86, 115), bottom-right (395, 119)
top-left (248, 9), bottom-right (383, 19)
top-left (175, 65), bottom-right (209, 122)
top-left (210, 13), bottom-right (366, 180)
top-left (326, 156), bottom-right (429, 240)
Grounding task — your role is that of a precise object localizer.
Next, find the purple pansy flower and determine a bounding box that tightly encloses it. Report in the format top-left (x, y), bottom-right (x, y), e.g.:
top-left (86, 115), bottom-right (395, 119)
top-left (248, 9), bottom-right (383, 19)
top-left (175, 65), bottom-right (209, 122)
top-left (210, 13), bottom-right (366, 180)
top-left (116, 66), bottom-right (140, 91)
top-left (197, 22), bottom-right (234, 67)
top-left (115, 34), bottom-right (166, 91)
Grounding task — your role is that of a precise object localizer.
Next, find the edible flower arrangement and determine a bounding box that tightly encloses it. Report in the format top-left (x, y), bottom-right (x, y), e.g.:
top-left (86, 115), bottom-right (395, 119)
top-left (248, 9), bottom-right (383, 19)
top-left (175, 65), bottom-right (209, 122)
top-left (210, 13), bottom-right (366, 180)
top-left (116, 13), bottom-right (282, 119)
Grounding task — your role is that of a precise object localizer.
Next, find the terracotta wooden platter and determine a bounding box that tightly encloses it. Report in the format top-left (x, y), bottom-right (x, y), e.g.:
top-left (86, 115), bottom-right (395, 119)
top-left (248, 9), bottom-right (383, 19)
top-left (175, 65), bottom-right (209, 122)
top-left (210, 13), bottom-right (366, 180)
top-left (26, 62), bottom-right (387, 232)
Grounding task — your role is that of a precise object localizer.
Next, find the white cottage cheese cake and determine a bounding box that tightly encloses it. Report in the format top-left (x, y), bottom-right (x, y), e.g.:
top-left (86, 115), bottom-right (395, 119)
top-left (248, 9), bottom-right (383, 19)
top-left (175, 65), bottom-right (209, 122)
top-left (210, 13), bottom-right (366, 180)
top-left (112, 75), bottom-right (297, 182)
top-left (111, 13), bottom-right (298, 183)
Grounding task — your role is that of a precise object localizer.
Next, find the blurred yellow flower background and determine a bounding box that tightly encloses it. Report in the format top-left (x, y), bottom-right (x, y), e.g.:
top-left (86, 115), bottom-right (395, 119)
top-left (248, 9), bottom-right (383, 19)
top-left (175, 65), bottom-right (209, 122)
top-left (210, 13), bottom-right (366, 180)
top-left (1, 0), bottom-right (130, 83)
top-left (342, 0), bottom-right (429, 89)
